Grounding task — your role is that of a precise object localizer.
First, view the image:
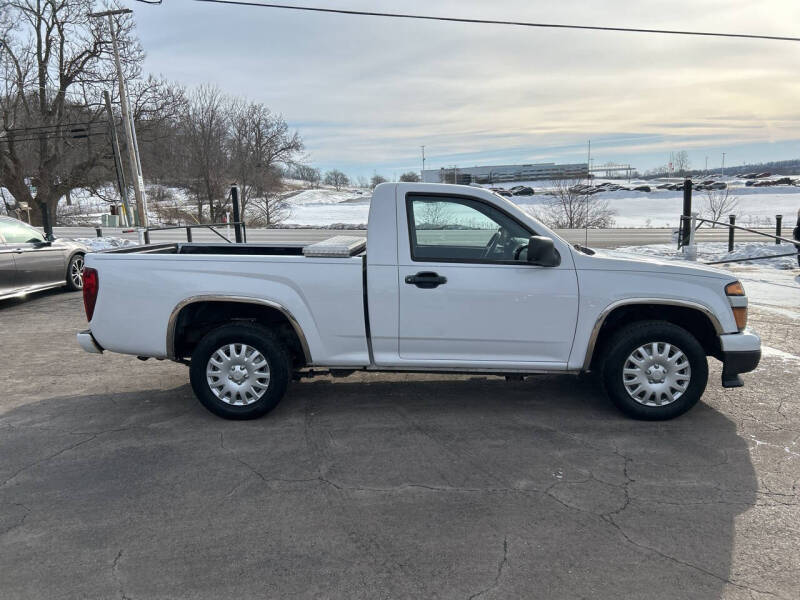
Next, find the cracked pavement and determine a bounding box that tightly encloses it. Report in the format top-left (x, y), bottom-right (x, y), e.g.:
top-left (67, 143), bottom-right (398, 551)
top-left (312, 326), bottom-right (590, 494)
top-left (0, 290), bottom-right (798, 599)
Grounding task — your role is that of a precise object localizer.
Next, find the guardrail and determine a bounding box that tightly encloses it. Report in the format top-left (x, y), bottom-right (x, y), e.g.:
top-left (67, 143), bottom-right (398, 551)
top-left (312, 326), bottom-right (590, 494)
top-left (141, 222), bottom-right (247, 244)
top-left (95, 221), bottom-right (248, 244)
top-left (678, 214), bottom-right (798, 264)
top-left (94, 185), bottom-right (250, 245)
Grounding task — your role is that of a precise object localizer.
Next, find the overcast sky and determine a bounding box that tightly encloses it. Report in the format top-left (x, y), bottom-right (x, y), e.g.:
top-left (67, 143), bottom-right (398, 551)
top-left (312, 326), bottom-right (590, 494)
top-left (120, 0), bottom-right (800, 178)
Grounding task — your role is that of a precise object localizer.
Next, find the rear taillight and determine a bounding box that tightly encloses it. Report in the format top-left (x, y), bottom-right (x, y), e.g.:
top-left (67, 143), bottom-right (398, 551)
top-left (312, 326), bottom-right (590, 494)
top-left (82, 267), bottom-right (99, 321)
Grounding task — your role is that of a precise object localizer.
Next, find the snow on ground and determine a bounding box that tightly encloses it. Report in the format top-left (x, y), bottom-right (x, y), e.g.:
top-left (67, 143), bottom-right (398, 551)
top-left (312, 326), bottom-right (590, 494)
top-left (283, 202), bottom-right (370, 227)
top-left (282, 187), bottom-right (370, 226)
top-left (279, 177), bottom-right (800, 228)
top-left (761, 346), bottom-right (800, 361)
top-left (481, 178), bottom-right (800, 228)
top-left (283, 188), bottom-right (368, 206)
top-left (281, 190), bottom-right (800, 229)
top-left (587, 192), bottom-right (799, 228)
top-left (617, 242), bottom-right (800, 319)
top-left (727, 267), bottom-right (800, 320)
top-left (616, 241), bottom-right (799, 270)
top-left (71, 237), bottom-right (138, 251)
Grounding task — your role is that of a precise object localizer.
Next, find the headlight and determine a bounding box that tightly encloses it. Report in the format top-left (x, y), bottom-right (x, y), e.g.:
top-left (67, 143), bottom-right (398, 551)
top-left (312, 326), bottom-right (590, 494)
top-left (725, 281), bottom-right (745, 296)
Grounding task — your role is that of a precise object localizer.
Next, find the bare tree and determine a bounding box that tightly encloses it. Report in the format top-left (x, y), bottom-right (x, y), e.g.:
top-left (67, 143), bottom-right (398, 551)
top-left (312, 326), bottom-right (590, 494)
top-left (0, 1), bottom-right (144, 225)
top-left (370, 174), bottom-right (387, 188)
top-left (183, 85), bottom-right (229, 222)
top-left (702, 189), bottom-right (739, 227)
top-left (228, 100), bottom-right (302, 219)
top-left (416, 199), bottom-right (450, 228)
top-left (324, 169), bottom-right (349, 190)
top-left (673, 151), bottom-right (691, 177)
top-left (646, 164), bottom-right (669, 177)
top-left (535, 178), bottom-right (615, 229)
top-left (399, 171), bottom-right (420, 182)
top-left (248, 166), bottom-right (290, 226)
top-left (292, 164), bottom-right (320, 188)
top-left (131, 76), bottom-right (188, 186)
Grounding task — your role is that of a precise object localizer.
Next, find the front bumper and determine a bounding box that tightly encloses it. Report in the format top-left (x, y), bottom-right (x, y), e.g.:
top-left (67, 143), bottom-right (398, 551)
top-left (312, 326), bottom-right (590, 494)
top-left (77, 329), bottom-right (104, 354)
top-left (719, 331), bottom-right (761, 388)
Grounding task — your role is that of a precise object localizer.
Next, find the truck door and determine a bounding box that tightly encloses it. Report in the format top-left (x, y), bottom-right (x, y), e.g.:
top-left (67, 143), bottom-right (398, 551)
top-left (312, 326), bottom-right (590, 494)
top-left (397, 193), bottom-right (579, 366)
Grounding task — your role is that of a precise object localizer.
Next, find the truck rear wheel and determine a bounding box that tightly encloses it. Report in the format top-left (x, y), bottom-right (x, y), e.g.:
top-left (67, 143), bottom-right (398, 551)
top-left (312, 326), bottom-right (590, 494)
top-left (189, 323), bottom-right (290, 420)
top-left (601, 320), bottom-right (708, 420)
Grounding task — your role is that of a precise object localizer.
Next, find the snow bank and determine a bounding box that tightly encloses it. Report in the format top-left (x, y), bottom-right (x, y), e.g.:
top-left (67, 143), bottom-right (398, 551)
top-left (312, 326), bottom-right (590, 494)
top-left (617, 242), bottom-right (798, 270)
top-left (71, 237), bottom-right (139, 251)
top-left (284, 188), bottom-right (369, 206)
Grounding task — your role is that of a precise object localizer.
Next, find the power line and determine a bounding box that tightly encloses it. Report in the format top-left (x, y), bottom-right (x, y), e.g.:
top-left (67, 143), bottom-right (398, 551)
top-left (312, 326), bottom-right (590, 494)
top-left (0, 130), bottom-right (108, 144)
top-left (1, 121), bottom-right (95, 134)
top-left (1, 125), bottom-right (104, 137)
top-left (187, 0), bottom-right (800, 43)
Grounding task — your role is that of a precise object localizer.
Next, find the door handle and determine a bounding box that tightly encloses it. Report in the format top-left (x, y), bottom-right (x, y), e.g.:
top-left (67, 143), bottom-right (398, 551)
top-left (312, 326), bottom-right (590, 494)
top-left (405, 271), bottom-right (447, 289)
top-left (13, 248), bottom-right (24, 254)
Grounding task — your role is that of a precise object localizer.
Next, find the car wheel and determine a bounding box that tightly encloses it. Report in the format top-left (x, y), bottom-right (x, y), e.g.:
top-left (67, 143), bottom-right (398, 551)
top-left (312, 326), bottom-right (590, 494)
top-left (189, 323), bottom-right (290, 420)
top-left (601, 320), bottom-right (708, 420)
top-left (66, 253), bottom-right (85, 291)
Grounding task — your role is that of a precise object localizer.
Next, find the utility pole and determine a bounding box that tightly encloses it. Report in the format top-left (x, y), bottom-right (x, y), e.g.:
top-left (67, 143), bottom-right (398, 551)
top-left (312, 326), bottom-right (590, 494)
top-left (420, 145), bottom-right (426, 181)
top-left (705, 156), bottom-right (708, 175)
top-left (721, 152), bottom-right (726, 177)
top-left (585, 140), bottom-right (591, 246)
top-left (586, 139), bottom-right (591, 179)
top-left (90, 9), bottom-right (147, 227)
top-left (103, 90), bottom-right (131, 226)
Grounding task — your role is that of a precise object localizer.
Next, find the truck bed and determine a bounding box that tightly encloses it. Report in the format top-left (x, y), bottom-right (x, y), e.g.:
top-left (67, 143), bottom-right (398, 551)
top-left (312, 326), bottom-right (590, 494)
top-left (107, 242), bottom-right (304, 256)
top-left (87, 243), bottom-right (370, 364)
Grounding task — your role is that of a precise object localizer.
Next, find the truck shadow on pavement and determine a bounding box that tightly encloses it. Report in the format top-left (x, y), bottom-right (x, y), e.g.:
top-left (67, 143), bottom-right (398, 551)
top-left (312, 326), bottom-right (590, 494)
top-left (0, 375), bottom-right (761, 599)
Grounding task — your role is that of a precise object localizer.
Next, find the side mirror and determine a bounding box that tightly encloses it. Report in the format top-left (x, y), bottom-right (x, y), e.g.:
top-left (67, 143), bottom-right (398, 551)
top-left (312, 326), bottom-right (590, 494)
top-left (526, 236), bottom-right (559, 267)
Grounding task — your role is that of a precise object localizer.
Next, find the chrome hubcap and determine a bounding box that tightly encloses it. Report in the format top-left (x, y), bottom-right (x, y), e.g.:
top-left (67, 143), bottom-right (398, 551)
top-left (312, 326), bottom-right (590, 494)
top-left (622, 342), bottom-right (691, 407)
top-left (71, 256), bottom-right (84, 288)
top-left (206, 343), bottom-right (270, 406)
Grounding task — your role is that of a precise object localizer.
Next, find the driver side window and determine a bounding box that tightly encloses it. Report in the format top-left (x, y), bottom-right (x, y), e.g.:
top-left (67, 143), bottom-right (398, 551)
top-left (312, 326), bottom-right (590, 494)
top-left (407, 195), bottom-right (532, 263)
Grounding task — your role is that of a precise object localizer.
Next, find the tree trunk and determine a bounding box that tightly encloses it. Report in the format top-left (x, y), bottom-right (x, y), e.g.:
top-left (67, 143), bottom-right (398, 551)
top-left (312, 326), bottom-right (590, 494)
top-left (28, 194), bottom-right (58, 227)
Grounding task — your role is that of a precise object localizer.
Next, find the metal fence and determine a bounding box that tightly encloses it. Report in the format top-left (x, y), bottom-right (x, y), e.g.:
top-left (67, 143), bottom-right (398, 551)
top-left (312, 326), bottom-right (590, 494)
top-left (676, 178), bottom-right (798, 264)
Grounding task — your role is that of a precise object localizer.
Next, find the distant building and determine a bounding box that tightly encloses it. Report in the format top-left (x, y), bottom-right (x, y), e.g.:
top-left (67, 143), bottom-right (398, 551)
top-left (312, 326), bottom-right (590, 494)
top-left (423, 162), bottom-right (588, 185)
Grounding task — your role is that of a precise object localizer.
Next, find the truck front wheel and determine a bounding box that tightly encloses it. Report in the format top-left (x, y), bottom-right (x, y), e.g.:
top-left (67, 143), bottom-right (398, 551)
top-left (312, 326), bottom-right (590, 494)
top-left (601, 321), bottom-right (708, 420)
top-left (189, 323), bottom-right (290, 420)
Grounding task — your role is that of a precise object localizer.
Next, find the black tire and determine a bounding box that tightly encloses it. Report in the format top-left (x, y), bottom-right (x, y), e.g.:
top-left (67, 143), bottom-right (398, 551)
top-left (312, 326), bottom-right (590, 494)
top-left (66, 253), bottom-right (85, 291)
top-left (189, 323), bottom-right (290, 420)
top-left (601, 320), bottom-right (708, 420)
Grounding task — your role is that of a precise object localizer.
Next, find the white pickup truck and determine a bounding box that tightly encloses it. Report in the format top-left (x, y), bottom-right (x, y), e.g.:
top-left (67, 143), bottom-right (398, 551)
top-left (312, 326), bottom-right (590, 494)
top-left (77, 183), bottom-right (760, 421)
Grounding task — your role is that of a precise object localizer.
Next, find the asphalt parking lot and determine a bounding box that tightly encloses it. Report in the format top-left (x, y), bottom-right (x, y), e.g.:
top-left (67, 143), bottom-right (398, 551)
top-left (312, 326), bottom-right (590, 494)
top-left (1, 290), bottom-right (798, 599)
